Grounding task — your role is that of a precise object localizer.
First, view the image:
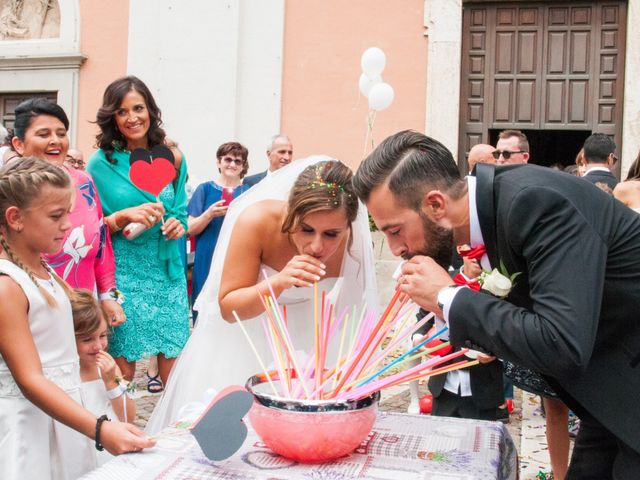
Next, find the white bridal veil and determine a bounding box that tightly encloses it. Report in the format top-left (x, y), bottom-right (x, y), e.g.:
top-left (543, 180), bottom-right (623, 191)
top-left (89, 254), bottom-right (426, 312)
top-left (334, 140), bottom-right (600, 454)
top-left (146, 156), bottom-right (378, 434)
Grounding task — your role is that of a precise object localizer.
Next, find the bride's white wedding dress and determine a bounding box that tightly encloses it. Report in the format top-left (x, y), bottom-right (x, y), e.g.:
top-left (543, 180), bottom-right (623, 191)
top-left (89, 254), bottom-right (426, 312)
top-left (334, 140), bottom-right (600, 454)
top-left (146, 156), bottom-right (378, 434)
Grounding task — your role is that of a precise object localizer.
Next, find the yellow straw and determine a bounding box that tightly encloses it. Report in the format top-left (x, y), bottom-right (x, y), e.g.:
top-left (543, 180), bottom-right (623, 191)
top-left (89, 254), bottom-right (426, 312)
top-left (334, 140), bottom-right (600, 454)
top-left (232, 311), bottom-right (278, 396)
top-left (265, 296), bottom-right (312, 399)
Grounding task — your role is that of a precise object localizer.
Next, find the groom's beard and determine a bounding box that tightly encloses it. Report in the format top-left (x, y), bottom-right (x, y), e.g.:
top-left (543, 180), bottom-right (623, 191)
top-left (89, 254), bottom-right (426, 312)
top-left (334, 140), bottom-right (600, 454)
top-left (404, 211), bottom-right (454, 269)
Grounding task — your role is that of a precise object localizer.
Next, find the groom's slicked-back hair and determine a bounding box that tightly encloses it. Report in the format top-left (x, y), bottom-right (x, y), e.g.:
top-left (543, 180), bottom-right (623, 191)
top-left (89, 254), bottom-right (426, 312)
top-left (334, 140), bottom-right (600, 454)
top-left (353, 130), bottom-right (463, 210)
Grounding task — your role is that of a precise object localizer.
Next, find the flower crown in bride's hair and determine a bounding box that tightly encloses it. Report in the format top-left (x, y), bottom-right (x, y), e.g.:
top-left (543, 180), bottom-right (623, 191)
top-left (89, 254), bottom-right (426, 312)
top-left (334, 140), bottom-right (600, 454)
top-left (308, 163), bottom-right (352, 206)
top-left (282, 160), bottom-right (358, 234)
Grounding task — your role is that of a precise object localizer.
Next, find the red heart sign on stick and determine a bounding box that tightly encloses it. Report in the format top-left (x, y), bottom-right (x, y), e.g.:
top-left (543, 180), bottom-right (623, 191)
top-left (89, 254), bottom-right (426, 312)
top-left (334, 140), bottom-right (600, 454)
top-left (129, 146), bottom-right (176, 196)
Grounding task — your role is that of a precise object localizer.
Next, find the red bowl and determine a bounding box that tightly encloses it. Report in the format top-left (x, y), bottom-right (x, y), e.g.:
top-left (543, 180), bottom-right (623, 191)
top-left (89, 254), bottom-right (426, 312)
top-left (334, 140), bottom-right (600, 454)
top-left (245, 376), bottom-right (379, 463)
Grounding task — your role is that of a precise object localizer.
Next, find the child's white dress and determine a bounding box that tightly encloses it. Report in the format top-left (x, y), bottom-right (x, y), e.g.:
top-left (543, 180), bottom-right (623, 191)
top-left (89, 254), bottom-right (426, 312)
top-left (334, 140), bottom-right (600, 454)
top-left (81, 379), bottom-right (118, 466)
top-left (0, 260), bottom-right (95, 479)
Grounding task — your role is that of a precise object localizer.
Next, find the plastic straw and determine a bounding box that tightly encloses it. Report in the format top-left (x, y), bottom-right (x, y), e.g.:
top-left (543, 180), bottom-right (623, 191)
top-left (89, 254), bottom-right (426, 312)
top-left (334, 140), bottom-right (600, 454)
top-left (232, 311), bottom-right (278, 396)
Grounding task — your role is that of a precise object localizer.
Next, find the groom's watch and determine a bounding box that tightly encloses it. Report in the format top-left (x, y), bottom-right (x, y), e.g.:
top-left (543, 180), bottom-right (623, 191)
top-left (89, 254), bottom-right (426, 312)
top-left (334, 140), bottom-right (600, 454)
top-left (437, 285), bottom-right (461, 311)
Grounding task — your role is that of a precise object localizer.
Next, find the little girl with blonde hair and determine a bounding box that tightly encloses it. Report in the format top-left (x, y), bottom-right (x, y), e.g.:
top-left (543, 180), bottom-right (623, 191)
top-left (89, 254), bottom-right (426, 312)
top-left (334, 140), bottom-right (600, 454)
top-left (0, 157), bottom-right (154, 480)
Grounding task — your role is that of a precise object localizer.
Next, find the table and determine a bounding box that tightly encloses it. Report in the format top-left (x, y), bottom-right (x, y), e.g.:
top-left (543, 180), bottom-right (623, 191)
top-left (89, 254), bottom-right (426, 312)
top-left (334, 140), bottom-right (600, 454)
top-left (82, 412), bottom-right (517, 479)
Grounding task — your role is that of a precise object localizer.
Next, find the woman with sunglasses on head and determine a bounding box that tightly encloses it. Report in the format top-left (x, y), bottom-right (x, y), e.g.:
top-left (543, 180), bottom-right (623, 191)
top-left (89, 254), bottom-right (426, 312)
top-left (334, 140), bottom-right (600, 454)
top-left (187, 142), bottom-right (249, 315)
top-left (87, 76), bottom-right (189, 394)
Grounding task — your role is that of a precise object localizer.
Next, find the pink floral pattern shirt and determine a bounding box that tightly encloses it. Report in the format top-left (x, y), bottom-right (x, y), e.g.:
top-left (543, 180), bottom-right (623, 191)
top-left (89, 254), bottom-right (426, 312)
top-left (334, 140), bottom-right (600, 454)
top-left (44, 166), bottom-right (116, 295)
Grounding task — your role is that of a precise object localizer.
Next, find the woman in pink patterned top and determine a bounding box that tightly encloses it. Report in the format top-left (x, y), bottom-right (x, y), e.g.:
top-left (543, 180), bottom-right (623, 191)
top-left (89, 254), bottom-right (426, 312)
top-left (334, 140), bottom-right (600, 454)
top-left (10, 98), bottom-right (125, 326)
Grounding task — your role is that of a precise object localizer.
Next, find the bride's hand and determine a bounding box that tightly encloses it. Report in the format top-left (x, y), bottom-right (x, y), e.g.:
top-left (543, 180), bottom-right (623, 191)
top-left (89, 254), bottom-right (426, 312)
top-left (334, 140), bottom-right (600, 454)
top-left (275, 255), bottom-right (326, 289)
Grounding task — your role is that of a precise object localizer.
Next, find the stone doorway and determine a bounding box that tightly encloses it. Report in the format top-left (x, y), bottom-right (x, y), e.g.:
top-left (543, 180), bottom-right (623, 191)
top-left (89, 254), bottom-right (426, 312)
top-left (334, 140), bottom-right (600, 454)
top-left (458, 1), bottom-right (626, 175)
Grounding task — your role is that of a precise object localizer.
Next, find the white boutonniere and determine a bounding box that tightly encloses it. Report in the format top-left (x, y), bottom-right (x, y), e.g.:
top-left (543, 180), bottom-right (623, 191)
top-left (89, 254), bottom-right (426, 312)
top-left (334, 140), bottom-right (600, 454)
top-left (478, 261), bottom-right (520, 298)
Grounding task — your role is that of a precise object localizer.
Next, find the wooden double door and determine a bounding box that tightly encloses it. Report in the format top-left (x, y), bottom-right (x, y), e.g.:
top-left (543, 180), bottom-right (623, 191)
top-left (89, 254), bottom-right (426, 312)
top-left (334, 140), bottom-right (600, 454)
top-left (459, 1), bottom-right (626, 173)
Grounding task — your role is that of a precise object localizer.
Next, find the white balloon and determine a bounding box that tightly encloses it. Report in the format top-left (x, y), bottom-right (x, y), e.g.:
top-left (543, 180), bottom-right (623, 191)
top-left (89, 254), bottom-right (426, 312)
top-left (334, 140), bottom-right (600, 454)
top-left (358, 73), bottom-right (382, 97)
top-left (361, 47), bottom-right (386, 77)
top-left (368, 82), bottom-right (395, 111)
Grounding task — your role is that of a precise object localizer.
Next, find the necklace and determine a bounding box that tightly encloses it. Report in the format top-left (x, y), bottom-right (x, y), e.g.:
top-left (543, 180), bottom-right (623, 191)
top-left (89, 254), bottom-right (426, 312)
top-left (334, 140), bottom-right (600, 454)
top-left (37, 273), bottom-right (56, 291)
top-left (37, 261), bottom-right (56, 290)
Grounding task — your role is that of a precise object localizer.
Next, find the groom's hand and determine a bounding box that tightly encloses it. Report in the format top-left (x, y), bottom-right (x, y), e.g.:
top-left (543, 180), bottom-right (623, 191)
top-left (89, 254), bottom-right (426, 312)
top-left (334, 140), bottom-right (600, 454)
top-left (399, 256), bottom-right (453, 316)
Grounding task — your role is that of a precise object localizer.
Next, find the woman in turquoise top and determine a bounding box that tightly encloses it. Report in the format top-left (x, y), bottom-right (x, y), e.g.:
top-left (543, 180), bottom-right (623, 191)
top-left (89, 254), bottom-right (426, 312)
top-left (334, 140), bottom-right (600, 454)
top-left (87, 76), bottom-right (189, 389)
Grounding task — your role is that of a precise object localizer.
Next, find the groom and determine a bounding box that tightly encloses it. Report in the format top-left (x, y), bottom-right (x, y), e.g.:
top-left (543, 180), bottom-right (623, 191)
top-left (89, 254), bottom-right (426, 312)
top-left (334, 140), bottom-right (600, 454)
top-left (353, 130), bottom-right (640, 478)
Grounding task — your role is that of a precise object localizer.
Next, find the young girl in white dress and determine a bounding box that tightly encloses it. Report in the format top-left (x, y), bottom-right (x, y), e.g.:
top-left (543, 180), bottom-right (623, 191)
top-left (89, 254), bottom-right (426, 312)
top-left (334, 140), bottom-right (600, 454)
top-left (147, 157), bottom-right (378, 434)
top-left (72, 289), bottom-right (137, 466)
top-left (0, 157), bottom-right (154, 480)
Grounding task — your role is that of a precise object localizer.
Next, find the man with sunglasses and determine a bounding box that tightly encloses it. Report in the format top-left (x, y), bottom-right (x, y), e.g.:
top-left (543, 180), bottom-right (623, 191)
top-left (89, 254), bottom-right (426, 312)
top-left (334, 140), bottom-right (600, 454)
top-left (244, 134), bottom-right (293, 188)
top-left (581, 133), bottom-right (618, 191)
top-left (493, 130), bottom-right (530, 165)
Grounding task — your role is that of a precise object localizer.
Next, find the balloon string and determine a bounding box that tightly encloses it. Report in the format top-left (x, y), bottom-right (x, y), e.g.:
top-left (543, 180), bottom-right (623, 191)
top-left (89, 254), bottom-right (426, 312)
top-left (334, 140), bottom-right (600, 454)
top-left (363, 110), bottom-right (377, 157)
top-left (362, 113), bottom-right (370, 157)
top-left (369, 110), bottom-right (377, 152)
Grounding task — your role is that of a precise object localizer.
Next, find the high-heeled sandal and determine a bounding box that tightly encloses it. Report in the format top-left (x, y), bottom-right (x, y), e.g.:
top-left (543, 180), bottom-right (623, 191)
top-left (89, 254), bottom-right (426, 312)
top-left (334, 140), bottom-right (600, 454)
top-left (146, 372), bottom-right (164, 393)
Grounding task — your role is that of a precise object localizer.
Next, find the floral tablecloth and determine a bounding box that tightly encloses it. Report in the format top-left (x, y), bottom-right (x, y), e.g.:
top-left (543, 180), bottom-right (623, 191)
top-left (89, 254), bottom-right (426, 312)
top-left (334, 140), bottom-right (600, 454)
top-left (82, 412), bottom-right (517, 479)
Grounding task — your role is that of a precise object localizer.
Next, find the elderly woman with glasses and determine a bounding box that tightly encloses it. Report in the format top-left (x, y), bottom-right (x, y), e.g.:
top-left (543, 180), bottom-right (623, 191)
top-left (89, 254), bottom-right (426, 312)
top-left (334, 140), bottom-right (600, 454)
top-left (187, 142), bottom-right (249, 313)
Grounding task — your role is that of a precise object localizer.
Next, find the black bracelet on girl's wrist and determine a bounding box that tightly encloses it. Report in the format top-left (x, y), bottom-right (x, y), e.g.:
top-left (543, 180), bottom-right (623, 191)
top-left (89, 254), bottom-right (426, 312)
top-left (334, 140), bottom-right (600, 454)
top-left (95, 414), bottom-right (110, 451)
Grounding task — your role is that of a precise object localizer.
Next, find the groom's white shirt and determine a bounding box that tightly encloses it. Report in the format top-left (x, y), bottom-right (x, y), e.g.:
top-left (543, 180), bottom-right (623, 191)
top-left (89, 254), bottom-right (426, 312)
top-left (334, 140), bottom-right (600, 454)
top-left (441, 176), bottom-right (490, 397)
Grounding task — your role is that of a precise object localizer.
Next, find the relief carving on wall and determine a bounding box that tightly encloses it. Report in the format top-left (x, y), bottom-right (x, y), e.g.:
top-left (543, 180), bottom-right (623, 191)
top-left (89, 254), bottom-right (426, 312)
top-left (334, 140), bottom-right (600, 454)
top-left (0, 0), bottom-right (60, 40)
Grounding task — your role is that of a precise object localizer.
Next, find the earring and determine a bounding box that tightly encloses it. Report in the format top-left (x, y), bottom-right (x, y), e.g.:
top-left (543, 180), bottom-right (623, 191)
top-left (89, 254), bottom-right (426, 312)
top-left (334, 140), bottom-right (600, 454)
top-left (16, 226), bottom-right (23, 233)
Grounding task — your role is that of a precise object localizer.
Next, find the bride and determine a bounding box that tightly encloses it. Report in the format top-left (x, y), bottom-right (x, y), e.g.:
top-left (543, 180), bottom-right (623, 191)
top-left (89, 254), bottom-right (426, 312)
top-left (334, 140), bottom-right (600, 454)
top-left (146, 156), bottom-right (378, 434)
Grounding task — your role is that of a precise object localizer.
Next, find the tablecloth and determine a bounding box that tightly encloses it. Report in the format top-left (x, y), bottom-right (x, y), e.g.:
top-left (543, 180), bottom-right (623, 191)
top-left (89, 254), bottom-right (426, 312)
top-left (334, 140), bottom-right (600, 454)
top-left (81, 411), bottom-right (517, 479)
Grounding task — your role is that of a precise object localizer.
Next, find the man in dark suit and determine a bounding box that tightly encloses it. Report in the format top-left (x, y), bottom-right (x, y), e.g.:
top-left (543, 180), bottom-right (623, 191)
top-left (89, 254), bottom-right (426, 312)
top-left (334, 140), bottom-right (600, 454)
top-left (581, 133), bottom-right (618, 191)
top-left (354, 130), bottom-right (640, 478)
top-left (243, 134), bottom-right (293, 187)
top-left (414, 251), bottom-right (504, 422)
top-left (416, 307), bottom-right (505, 421)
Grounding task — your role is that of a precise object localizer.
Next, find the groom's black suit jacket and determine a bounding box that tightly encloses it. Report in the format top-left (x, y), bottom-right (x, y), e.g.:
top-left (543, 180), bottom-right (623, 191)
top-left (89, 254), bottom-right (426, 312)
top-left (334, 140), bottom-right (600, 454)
top-left (450, 164), bottom-right (640, 452)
